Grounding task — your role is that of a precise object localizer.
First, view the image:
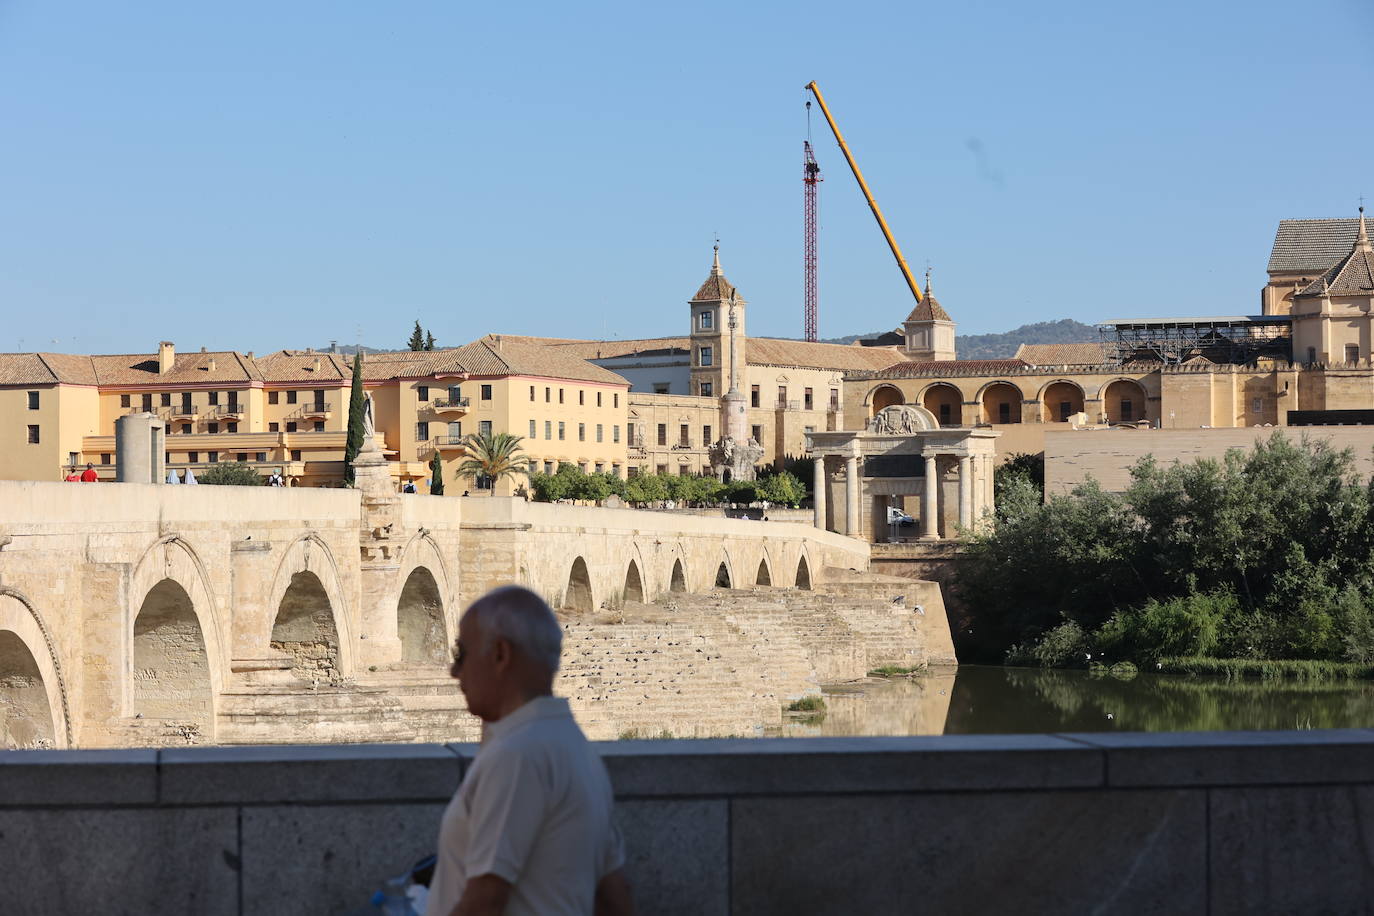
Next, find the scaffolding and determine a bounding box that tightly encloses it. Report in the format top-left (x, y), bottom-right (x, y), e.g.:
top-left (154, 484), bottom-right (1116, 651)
top-left (1099, 316), bottom-right (1292, 365)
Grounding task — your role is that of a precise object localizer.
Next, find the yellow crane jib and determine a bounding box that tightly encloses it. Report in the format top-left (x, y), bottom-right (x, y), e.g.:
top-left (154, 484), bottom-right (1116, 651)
top-left (804, 81), bottom-right (923, 304)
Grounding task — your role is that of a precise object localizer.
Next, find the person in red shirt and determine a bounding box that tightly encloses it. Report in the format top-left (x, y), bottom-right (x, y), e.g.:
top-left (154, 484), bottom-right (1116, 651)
top-left (79, 463), bottom-right (99, 482)
top-left (64, 468), bottom-right (81, 482)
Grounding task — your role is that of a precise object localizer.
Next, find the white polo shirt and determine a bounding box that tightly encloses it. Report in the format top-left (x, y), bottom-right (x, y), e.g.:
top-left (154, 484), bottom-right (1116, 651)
top-left (426, 696), bottom-right (624, 916)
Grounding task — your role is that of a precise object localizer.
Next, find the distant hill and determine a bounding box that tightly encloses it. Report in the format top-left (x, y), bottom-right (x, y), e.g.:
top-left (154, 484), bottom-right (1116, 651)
top-left (821, 319), bottom-right (1099, 360)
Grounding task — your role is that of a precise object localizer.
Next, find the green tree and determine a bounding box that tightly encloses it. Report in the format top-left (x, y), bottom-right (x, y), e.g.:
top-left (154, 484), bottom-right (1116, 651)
top-left (342, 352), bottom-right (365, 487)
top-left (625, 472), bottom-right (668, 505)
top-left (424, 330), bottom-right (436, 351)
top-left (407, 320), bottom-right (426, 351)
top-left (429, 451), bottom-right (444, 495)
top-left (758, 470), bottom-right (806, 507)
top-left (455, 431), bottom-right (530, 491)
top-left (197, 461), bottom-right (263, 486)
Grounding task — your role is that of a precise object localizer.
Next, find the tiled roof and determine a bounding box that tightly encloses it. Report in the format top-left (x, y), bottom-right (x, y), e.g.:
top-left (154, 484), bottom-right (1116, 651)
top-left (869, 359), bottom-right (1030, 378)
top-left (1269, 218), bottom-right (1369, 273)
top-left (905, 294), bottom-right (951, 322)
top-left (88, 351), bottom-right (263, 385)
top-left (691, 248), bottom-right (738, 302)
top-left (467, 337), bottom-right (629, 384)
top-left (1015, 342), bottom-right (1110, 366)
top-left (745, 338), bottom-right (907, 371)
top-left (1295, 218), bottom-right (1374, 298)
top-left (0, 354), bottom-right (69, 385)
top-left (508, 336), bottom-right (692, 361)
top-left (256, 351), bottom-right (352, 383)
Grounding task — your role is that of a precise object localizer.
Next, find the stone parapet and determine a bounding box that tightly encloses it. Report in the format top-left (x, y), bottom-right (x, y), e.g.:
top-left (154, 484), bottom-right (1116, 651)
top-left (5, 729), bottom-right (1374, 913)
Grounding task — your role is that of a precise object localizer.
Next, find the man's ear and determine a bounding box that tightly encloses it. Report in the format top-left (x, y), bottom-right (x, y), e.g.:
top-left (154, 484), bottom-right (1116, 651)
top-left (492, 636), bottom-right (512, 668)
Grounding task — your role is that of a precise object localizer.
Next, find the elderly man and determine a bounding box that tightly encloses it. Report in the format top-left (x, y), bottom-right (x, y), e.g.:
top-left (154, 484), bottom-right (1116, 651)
top-left (427, 586), bottom-right (633, 916)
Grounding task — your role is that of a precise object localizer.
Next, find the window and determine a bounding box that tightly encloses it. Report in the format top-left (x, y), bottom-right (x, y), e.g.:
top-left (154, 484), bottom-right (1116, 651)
top-left (545, 420), bottom-right (552, 439)
top-left (700, 381), bottom-right (713, 397)
top-left (579, 462), bottom-right (588, 473)
top-left (208, 452), bottom-right (218, 463)
top-left (656, 464), bottom-right (668, 475)
top-left (578, 391), bottom-right (584, 406)
top-left (269, 391), bottom-right (279, 404)
top-left (530, 419), bottom-right (537, 438)
top-left (750, 385), bottom-right (760, 408)
top-left (529, 385), bottom-right (536, 401)
top-left (1057, 402), bottom-right (1071, 422)
top-left (1346, 344), bottom-right (1361, 363)
top-left (558, 422), bottom-right (566, 441)
top-left (188, 451), bottom-right (199, 463)
top-left (545, 387), bottom-right (551, 403)
top-left (101, 453), bottom-right (111, 465)
top-left (703, 425), bottom-right (712, 444)
top-left (595, 463), bottom-right (604, 473)
top-left (1120, 400), bottom-right (1134, 421)
top-left (287, 390), bottom-right (298, 404)
top-left (613, 425), bottom-right (620, 443)
top-left (699, 309), bottom-right (713, 330)
top-left (578, 423), bottom-right (585, 442)
top-left (1250, 397), bottom-right (1262, 413)
top-left (481, 384), bottom-right (493, 401)
top-left (208, 391), bottom-right (219, 406)
top-left (269, 423), bottom-right (279, 432)
top-left (181, 424), bottom-right (191, 434)
top-left (236, 453), bottom-right (248, 462)
top-left (181, 393), bottom-right (193, 413)
top-left (613, 394), bottom-right (618, 407)
top-left (626, 466), bottom-right (639, 479)
top-left (999, 402), bottom-right (1011, 423)
top-left (416, 422), bottom-right (430, 441)
top-left (941, 404), bottom-right (953, 424)
top-left (543, 461), bottom-right (554, 474)
top-left (595, 424), bottom-right (603, 443)
top-left (777, 386), bottom-right (787, 406)
top-left (596, 392), bottom-right (602, 407)
top-left (652, 383), bottom-right (669, 394)
top-left (286, 422), bottom-right (297, 433)
top-left (161, 392), bottom-right (171, 407)
top-left (208, 423), bottom-right (219, 434)
top-left (228, 423), bottom-right (238, 433)
top-left (313, 421), bottom-right (324, 432)
top-left (417, 385), bottom-right (429, 402)
top-left (291, 449), bottom-right (301, 461)
top-left (228, 391), bottom-right (239, 409)
top-left (141, 393), bottom-right (153, 411)
top-left (751, 425), bottom-right (763, 442)
top-left (804, 426), bottom-right (815, 434)
top-left (611, 463), bottom-right (620, 478)
top-left (679, 465), bottom-right (691, 477)
top-left (804, 388), bottom-right (813, 410)
top-left (679, 424), bottom-right (689, 447)
top-left (449, 421), bottom-right (462, 438)
top-left (626, 425), bottom-right (635, 446)
top-left (657, 424), bottom-right (667, 446)
top-left (830, 388), bottom-right (839, 410)
top-left (558, 389), bottom-right (564, 404)
top-left (255, 452), bottom-right (266, 462)
top-left (120, 394), bottom-right (131, 408)
top-left (479, 420), bottom-right (492, 437)
top-left (699, 346), bottom-right (713, 367)
top-left (26, 391), bottom-right (38, 410)
top-left (26, 425), bottom-right (39, 444)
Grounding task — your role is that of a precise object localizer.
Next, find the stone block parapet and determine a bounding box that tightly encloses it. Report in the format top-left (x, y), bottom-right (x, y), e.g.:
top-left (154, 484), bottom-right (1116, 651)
top-left (5, 729), bottom-right (1374, 913)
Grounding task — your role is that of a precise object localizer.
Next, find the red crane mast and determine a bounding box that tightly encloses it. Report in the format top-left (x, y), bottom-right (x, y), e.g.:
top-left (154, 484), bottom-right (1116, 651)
top-left (802, 138), bottom-right (822, 342)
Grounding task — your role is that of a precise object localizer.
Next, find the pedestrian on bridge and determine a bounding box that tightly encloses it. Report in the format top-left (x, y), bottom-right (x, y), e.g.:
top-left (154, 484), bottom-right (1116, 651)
top-left (427, 585), bottom-right (633, 916)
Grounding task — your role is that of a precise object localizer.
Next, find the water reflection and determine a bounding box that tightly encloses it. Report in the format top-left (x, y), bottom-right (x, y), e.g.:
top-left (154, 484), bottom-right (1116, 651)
top-left (776, 665), bottom-right (1374, 737)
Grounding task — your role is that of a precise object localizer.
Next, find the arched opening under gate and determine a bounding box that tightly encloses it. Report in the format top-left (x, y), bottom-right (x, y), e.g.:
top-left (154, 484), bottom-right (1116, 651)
top-left (714, 562), bottom-right (732, 588)
top-left (981, 382), bottom-right (1023, 424)
top-left (922, 384), bottom-right (963, 427)
top-left (271, 571), bottom-right (341, 681)
top-left (756, 559), bottom-right (772, 586)
top-left (669, 559), bottom-right (687, 594)
top-left (796, 556), bottom-right (813, 590)
top-left (623, 561), bottom-right (645, 605)
top-left (870, 385), bottom-right (903, 415)
top-left (1042, 382), bottom-right (1085, 422)
top-left (397, 567), bottom-right (447, 665)
top-left (565, 558), bottom-right (593, 613)
top-left (1103, 379), bottom-right (1147, 424)
top-left (0, 630), bottom-right (56, 749)
top-left (133, 579), bottom-right (213, 735)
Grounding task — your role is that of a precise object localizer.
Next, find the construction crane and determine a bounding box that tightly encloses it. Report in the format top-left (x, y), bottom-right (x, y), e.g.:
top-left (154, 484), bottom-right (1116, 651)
top-left (804, 81), bottom-right (923, 305)
top-left (802, 136), bottom-right (822, 341)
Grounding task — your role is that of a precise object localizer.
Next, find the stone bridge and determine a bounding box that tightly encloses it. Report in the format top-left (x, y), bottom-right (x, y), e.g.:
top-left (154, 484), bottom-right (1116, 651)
top-left (0, 481), bottom-right (870, 749)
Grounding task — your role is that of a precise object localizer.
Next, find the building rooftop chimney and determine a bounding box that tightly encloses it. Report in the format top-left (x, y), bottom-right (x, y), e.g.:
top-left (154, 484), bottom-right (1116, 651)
top-left (312, 357), bottom-right (321, 372)
top-left (207, 357), bottom-right (217, 372)
top-left (158, 341), bottom-right (175, 375)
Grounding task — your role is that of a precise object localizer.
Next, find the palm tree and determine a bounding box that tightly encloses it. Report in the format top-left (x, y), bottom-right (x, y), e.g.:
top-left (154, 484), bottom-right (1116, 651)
top-left (455, 431), bottom-right (530, 491)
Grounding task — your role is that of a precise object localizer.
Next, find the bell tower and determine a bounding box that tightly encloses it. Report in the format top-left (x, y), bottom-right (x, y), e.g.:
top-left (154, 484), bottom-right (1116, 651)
top-left (689, 244), bottom-right (745, 399)
top-left (902, 269), bottom-right (956, 361)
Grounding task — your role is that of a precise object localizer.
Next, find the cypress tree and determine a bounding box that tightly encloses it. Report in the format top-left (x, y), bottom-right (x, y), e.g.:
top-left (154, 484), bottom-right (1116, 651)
top-left (343, 351), bottom-right (365, 486)
top-left (429, 450), bottom-right (444, 495)
top-left (407, 320), bottom-right (426, 351)
top-left (424, 330), bottom-right (436, 351)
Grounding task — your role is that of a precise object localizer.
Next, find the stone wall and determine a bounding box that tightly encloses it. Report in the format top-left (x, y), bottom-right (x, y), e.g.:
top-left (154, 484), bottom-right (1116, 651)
top-left (5, 730), bottom-right (1374, 914)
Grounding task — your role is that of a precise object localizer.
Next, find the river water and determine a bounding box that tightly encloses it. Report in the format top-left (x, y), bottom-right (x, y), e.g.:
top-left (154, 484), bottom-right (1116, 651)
top-left (770, 665), bottom-right (1374, 736)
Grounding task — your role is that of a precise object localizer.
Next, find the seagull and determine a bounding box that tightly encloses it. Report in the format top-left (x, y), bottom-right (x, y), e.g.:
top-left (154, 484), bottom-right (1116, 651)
top-left (1106, 713), bottom-right (1114, 720)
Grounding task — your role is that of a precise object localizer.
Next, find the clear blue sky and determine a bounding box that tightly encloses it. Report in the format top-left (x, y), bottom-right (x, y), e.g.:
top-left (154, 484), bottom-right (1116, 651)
top-left (2, 1), bottom-right (1371, 355)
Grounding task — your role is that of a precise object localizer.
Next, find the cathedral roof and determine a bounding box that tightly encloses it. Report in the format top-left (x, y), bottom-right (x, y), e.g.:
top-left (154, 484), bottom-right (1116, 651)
top-left (690, 245), bottom-right (738, 302)
top-left (1269, 217), bottom-right (1373, 274)
top-left (904, 273), bottom-right (951, 322)
top-left (1295, 211), bottom-right (1374, 298)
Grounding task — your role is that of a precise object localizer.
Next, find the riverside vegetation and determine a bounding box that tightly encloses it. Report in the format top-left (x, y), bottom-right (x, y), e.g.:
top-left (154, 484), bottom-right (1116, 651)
top-left (528, 463), bottom-right (807, 508)
top-left (959, 435), bottom-right (1374, 678)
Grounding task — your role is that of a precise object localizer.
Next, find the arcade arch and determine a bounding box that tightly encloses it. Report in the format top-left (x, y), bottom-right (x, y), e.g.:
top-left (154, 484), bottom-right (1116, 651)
top-left (869, 385), bottom-right (904, 415)
top-left (1102, 379), bottom-right (1148, 424)
top-left (132, 579), bottom-right (213, 737)
top-left (271, 571), bottom-right (342, 681)
top-left (1041, 381), bottom-right (1085, 422)
top-left (921, 384), bottom-right (963, 427)
top-left (396, 567), bottom-right (447, 665)
top-left (980, 382), bottom-right (1023, 424)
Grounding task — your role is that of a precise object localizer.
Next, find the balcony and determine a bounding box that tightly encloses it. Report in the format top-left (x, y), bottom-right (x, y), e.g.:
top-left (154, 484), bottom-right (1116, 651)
top-left (432, 435), bottom-right (468, 451)
top-left (209, 404), bottom-right (245, 421)
top-left (774, 399), bottom-right (801, 411)
top-left (290, 403), bottom-right (332, 421)
top-left (428, 396), bottom-right (471, 415)
top-left (168, 405), bottom-right (200, 421)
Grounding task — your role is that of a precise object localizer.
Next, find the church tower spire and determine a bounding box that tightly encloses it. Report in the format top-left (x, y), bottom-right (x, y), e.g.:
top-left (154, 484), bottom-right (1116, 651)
top-left (901, 267), bottom-right (956, 361)
top-left (689, 243), bottom-right (745, 402)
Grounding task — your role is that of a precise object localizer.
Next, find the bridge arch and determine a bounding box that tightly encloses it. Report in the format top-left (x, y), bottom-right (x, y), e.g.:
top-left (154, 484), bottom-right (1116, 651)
top-left (395, 533), bottom-right (456, 666)
top-left (623, 559), bottom-right (645, 605)
top-left (0, 588), bottom-right (70, 749)
top-left (755, 556), bottom-right (772, 586)
top-left (667, 557), bottom-right (688, 596)
top-left (264, 534), bottom-right (355, 678)
top-left (564, 557), bottom-right (594, 613)
top-left (127, 536), bottom-right (226, 729)
top-left (714, 551), bottom-right (737, 589)
top-left (795, 553), bottom-right (813, 590)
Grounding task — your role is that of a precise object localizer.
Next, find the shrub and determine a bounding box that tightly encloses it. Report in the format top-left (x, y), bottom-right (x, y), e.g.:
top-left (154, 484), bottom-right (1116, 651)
top-left (1096, 592), bottom-right (1230, 663)
top-left (1005, 621), bottom-right (1090, 668)
top-left (196, 461), bottom-right (264, 486)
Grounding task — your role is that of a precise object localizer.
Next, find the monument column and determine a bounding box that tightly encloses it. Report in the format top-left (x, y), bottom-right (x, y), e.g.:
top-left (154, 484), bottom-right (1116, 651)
top-left (845, 453), bottom-right (861, 537)
top-left (922, 454), bottom-right (939, 539)
top-left (958, 455), bottom-right (973, 529)
top-left (813, 456), bottom-right (827, 530)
